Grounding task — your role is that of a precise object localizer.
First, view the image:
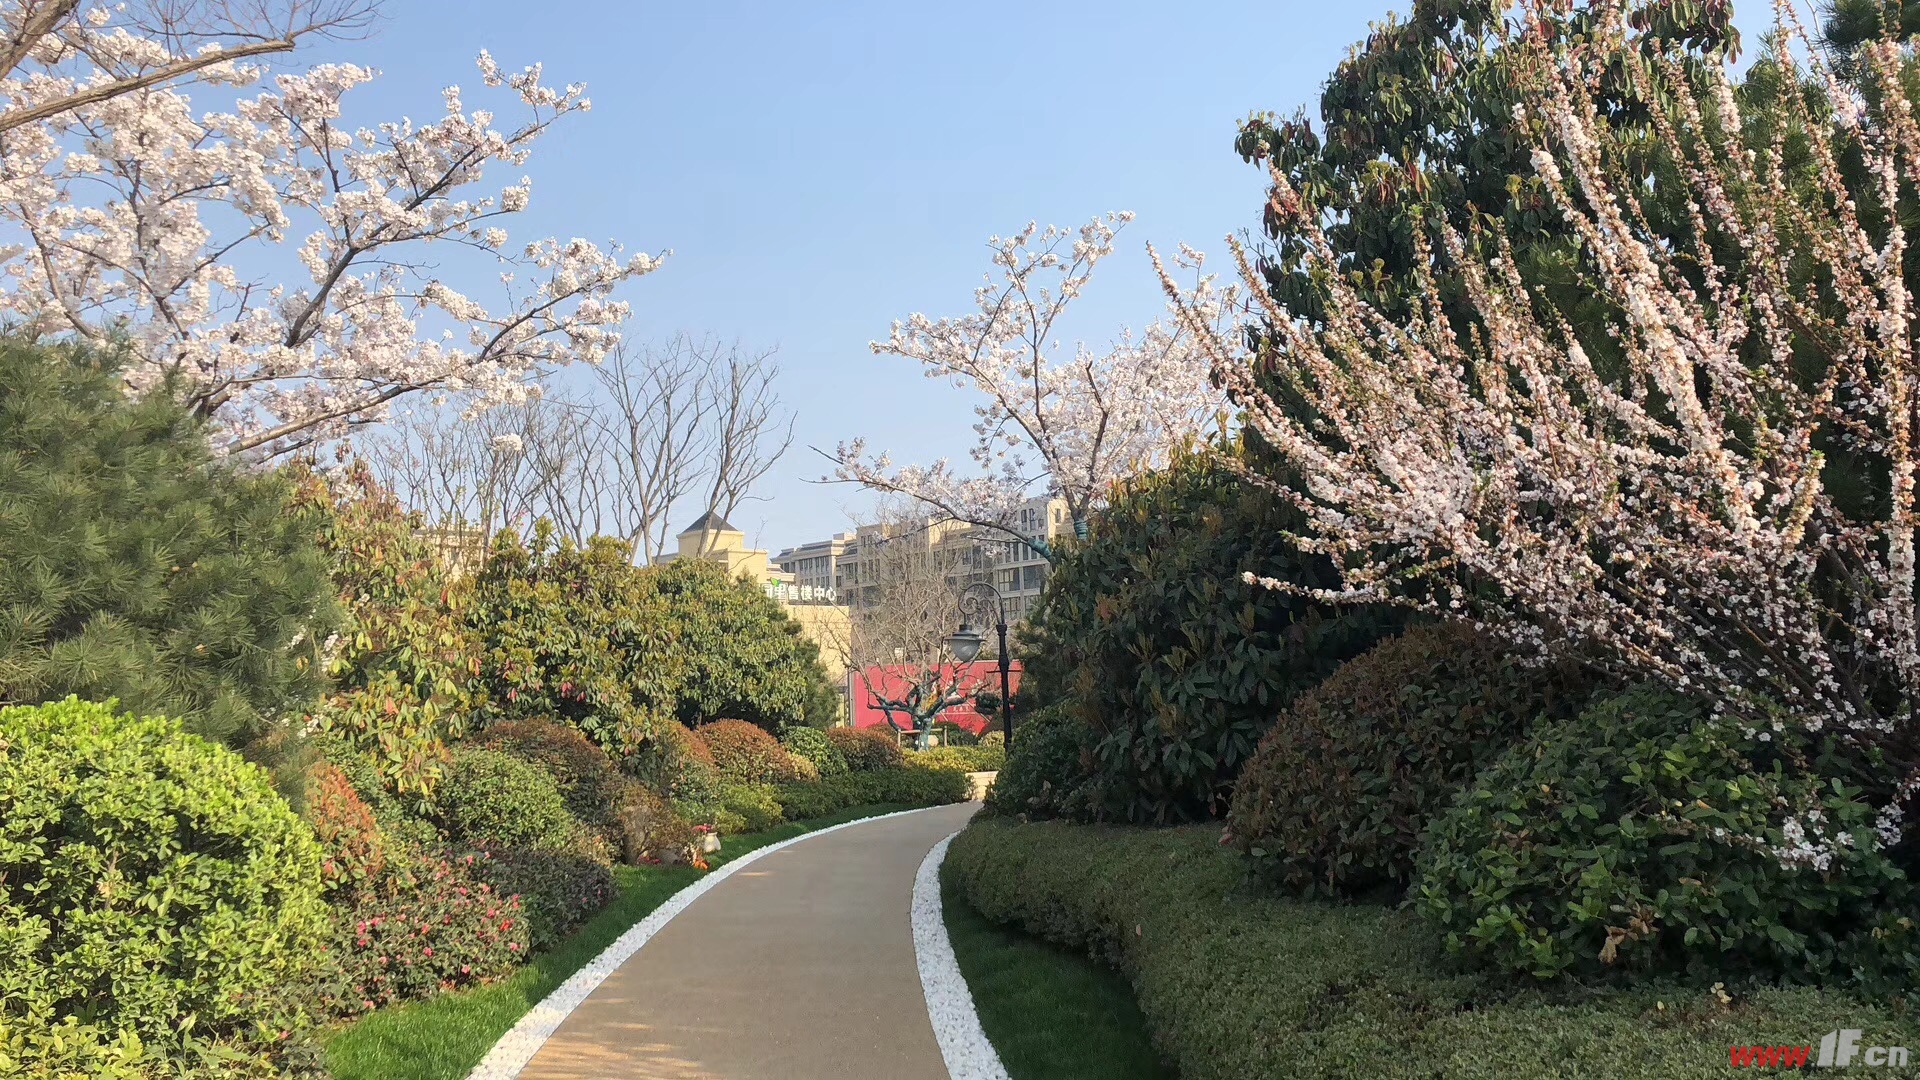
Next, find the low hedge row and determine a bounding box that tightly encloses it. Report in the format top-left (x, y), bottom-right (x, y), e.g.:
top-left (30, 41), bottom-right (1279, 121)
top-left (945, 818), bottom-right (1920, 1080)
top-left (772, 766), bottom-right (971, 821)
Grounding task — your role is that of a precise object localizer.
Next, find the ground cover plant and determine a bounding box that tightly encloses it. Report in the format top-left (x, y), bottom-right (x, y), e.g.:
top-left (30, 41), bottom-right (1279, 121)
top-left (947, 817), bottom-right (1920, 1080)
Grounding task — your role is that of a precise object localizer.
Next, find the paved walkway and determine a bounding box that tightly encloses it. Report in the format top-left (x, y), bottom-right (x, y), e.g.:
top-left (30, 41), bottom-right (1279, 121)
top-left (518, 801), bottom-right (979, 1080)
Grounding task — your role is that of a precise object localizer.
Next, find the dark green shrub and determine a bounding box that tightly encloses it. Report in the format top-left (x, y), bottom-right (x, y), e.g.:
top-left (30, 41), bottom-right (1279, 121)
top-left (781, 725), bottom-right (849, 776)
top-left (1230, 622), bottom-right (1596, 895)
top-left (1415, 685), bottom-right (1914, 987)
top-left (716, 782), bottom-right (785, 834)
top-left (0, 340), bottom-right (336, 748)
top-left (984, 703), bottom-right (1094, 818)
top-left (1020, 442), bottom-right (1399, 822)
top-left (771, 766), bottom-right (971, 820)
top-left (476, 848), bottom-right (614, 953)
top-left (311, 849), bottom-right (528, 1016)
top-left (827, 725), bottom-right (905, 770)
top-left (474, 718), bottom-right (627, 829)
top-left (435, 747), bottom-right (577, 852)
top-left (700, 718), bottom-right (798, 784)
top-left (0, 698), bottom-right (328, 1071)
top-left (946, 816), bottom-right (1920, 1080)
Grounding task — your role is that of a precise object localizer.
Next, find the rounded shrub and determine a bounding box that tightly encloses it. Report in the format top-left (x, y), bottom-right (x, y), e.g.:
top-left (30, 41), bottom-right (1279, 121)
top-left (0, 697), bottom-right (328, 1068)
top-left (435, 747), bottom-right (577, 852)
top-left (827, 725), bottom-right (905, 771)
top-left (475, 718), bottom-right (626, 829)
top-left (700, 718), bottom-right (798, 784)
top-left (781, 725), bottom-right (849, 776)
top-left (1229, 621), bottom-right (1596, 895)
top-left (716, 782), bottom-right (786, 834)
top-left (305, 760), bottom-right (388, 894)
top-left (984, 703), bottom-right (1094, 818)
top-left (1414, 685), bottom-right (1912, 986)
top-left (1021, 441), bottom-right (1400, 822)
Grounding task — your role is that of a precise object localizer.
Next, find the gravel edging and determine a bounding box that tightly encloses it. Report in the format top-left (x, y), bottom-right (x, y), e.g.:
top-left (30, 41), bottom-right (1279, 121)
top-left (913, 831), bottom-right (1012, 1080)
top-left (465, 804), bottom-right (947, 1080)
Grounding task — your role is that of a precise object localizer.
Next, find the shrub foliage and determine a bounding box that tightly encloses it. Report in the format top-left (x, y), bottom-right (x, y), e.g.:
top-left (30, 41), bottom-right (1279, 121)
top-left (781, 725), bottom-right (849, 776)
top-left (0, 698), bottom-right (328, 1070)
top-left (700, 718), bottom-right (798, 784)
top-left (1229, 621), bottom-right (1596, 895)
top-left (827, 725), bottom-right (905, 771)
top-left (434, 747), bottom-right (577, 852)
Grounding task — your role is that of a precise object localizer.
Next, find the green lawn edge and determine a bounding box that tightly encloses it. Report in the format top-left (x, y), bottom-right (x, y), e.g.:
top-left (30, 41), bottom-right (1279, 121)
top-left (939, 861), bottom-right (1173, 1080)
top-left (325, 802), bottom-right (926, 1080)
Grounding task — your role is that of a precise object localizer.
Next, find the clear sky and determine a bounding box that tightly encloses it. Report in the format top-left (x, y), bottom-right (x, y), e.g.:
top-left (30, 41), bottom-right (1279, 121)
top-left (320, 1), bottom-right (1742, 554)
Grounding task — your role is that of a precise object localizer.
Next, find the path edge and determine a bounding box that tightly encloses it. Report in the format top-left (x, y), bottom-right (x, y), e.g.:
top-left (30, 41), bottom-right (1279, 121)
top-left (913, 830), bottom-right (1013, 1080)
top-left (465, 804), bottom-right (948, 1080)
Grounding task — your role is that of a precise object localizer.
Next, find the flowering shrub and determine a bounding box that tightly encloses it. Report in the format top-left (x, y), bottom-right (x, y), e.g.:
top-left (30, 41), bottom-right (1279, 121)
top-left (827, 726), bottom-right (905, 771)
top-left (305, 761), bottom-right (388, 895)
top-left (700, 719), bottom-right (799, 784)
top-left (1415, 686), bottom-right (1913, 988)
top-left (0, 698), bottom-right (327, 1072)
top-left (435, 747), bottom-right (577, 852)
top-left (1229, 622), bottom-right (1595, 895)
top-left (313, 850), bottom-right (529, 1016)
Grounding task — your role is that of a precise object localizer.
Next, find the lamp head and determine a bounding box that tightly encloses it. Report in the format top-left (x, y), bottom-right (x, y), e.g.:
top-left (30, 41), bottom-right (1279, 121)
top-left (946, 622), bottom-right (985, 663)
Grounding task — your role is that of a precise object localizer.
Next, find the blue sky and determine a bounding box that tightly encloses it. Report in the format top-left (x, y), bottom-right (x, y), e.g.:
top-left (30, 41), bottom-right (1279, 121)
top-left (324, 1), bottom-right (1755, 553)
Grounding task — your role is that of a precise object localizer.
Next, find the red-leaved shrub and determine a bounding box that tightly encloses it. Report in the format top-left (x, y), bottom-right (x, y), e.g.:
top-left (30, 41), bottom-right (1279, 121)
top-left (304, 761), bottom-right (386, 893)
top-left (699, 718), bottom-right (797, 784)
top-left (827, 726), bottom-right (905, 771)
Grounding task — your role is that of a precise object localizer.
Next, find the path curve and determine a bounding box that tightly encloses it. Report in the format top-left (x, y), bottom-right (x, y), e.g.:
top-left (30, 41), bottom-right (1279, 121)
top-left (507, 801), bottom-right (982, 1080)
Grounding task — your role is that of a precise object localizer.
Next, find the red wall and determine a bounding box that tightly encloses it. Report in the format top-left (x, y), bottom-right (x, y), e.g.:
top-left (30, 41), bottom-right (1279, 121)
top-left (849, 661), bottom-right (1023, 734)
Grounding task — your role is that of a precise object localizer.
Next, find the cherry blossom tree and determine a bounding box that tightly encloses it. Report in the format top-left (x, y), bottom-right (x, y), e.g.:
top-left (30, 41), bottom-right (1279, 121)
top-left (1160, 0), bottom-right (1920, 844)
top-left (828, 213), bottom-right (1235, 552)
top-left (0, 0), bottom-right (661, 455)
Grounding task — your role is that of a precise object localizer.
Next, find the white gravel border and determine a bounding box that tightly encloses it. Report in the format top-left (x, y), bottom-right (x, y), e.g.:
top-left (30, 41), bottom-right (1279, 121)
top-left (465, 804), bottom-right (946, 1080)
top-left (913, 831), bottom-right (1012, 1080)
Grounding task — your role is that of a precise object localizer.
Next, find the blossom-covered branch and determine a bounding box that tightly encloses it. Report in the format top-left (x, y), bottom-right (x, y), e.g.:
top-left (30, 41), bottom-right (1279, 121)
top-left (1160, 0), bottom-right (1920, 795)
top-left (828, 213), bottom-right (1233, 549)
top-left (0, 5), bottom-right (661, 454)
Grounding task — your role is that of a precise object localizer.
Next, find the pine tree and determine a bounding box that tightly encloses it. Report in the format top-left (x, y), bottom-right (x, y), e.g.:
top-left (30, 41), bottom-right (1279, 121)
top-left (0, 338), bottom-right (338, 746)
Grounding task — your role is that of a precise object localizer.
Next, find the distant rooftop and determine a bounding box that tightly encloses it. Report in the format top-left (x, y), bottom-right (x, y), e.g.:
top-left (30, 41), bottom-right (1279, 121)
top-left (679, 510), bottom-right (738, 535)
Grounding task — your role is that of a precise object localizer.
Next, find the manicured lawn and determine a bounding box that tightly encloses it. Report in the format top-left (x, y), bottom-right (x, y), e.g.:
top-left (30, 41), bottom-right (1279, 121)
top-left (325, 803), bottom-right (920, 1080)
top-left (940, 865), bottom-right (1173, 1080)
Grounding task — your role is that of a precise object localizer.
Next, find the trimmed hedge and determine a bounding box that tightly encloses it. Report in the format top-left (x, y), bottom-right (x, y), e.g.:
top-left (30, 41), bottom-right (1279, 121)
top-left (945, 817), bottom-right (1920, 1080)
top-left (1415, 685), bottom-right (1916, 988)
top-left (781, 725), bottom-right (849, 776)
top-left (1229, 622), bottom-right (1596, 895)
top-left (0, 698), bottom-right (328, 1074)
top-left (700, 718), bottom-right (797, 784)
top-left (474, 718), bottom-right (627, 830)
top-left (910, 743), bottom-right (1005, 773)
top-left (716, 782), bottom-right (785, 834)
top-left (772, 767), bottom-right (972, 821)
top-left (826, 725), bottom-right (905, 771)
top-left (435, 747), bottom-right (576, 852)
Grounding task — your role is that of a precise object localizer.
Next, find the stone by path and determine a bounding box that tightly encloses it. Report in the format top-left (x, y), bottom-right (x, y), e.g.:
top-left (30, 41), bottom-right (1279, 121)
top-left (517, 801), bottom-right (980, 1080)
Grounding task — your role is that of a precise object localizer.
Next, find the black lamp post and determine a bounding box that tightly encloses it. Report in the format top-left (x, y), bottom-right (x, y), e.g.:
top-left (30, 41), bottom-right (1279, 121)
top-left (947, 581), bottom-right (1013, 745)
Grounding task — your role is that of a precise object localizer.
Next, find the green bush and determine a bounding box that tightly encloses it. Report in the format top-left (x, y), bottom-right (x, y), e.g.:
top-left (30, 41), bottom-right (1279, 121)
top-left (648, 558), bottom-right (842, 731)
top-left (984, 703), bottom-right (1094, 818)
top-left (911, 743), bottom-right (1006, 773)
top-left (435, 747), bottom-right (577, 852)
top-left (771, 766), bottom-right (972, 820)
top-left (476, 848), bottom-right (614, 953)
top-left (474, 718), bottom-right (627, 829)
top-left (1229, 622), bottom-right (1597, 896)
top-left (827, 725), bottom-right (905, 770)
top-left (716, 782), bottom-right (786, 834)
top-left (0, 698), bottom-right (328, 1072)
top-left (781, 725), bottom-right (849, 776)
top-left (946, 817), bottom-right (1920, 1080)
top-left (700, 718), bottom-right (798, 784)
top-left (0, 340), bottom-right (336, 749)
top-left (1415, 685), bottom-right (1915, 988)
top-left (1021, 442), bottom-right (1399, 822)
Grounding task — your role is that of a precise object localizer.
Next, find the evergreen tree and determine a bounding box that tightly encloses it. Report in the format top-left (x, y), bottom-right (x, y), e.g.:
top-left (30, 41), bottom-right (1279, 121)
top-left (0, 338), bottom-right (337, 745)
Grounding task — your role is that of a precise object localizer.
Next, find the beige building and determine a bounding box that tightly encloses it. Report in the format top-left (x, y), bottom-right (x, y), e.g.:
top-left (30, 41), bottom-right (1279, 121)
top-left (658, 512), bottom-right (853, 687)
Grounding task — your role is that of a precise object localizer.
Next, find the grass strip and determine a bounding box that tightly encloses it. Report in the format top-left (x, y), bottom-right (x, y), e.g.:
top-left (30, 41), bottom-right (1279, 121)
top-left (939, 862), bottom-right (1171, 1080)
top-left (325, 803), bottom-right (920, 1080)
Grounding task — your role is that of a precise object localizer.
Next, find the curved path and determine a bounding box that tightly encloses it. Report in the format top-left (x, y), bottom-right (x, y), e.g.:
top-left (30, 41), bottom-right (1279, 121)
top-left (517, 801), bottom-right (980, 1080)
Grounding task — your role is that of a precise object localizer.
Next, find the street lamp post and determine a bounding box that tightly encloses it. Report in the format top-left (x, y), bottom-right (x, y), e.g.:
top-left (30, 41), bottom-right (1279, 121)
top-left (946, 581), bottom-right (1013, 745)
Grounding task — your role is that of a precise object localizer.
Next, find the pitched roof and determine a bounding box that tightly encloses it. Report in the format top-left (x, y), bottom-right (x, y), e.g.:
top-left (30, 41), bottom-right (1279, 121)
top-left (679, 509), bottom-right (738, 535)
